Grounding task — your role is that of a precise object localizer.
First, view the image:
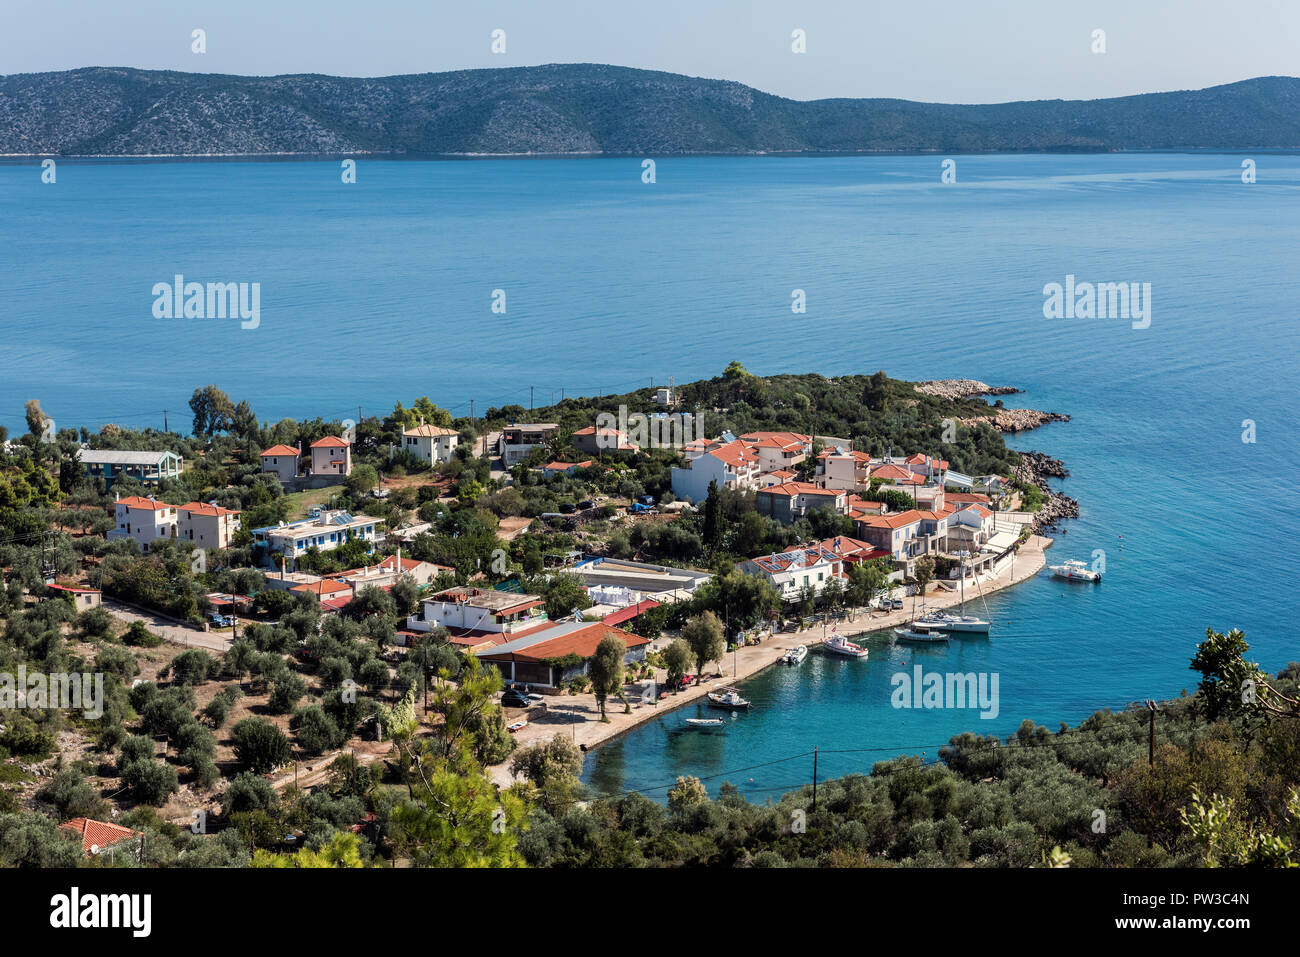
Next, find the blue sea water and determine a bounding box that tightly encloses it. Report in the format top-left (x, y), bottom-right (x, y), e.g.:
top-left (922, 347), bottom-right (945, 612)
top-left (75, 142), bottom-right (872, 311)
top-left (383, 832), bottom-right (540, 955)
top-left (1, 153), bottom-right (1297, 798)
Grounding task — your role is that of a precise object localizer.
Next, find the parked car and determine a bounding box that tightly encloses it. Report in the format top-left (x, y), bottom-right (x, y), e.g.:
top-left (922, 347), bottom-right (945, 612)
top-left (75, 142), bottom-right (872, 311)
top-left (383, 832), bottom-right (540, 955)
top-left (559, 502), bottom-right (577, 514)
top-left (370, 487), bottom-right (390, 499)
top-left (577, 499), bottom-right (595, 510)
top-left (501, 689), bottom-right (531, 708)
top-left (209, 614), bottom-right (235, 627)
top-left (638, 495), bottom-right (656, 506)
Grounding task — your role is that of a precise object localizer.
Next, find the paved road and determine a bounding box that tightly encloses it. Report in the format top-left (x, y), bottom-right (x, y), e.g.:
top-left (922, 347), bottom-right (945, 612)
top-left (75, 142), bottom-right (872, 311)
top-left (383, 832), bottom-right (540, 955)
top-left (104, 599), bottom-right (234, 654)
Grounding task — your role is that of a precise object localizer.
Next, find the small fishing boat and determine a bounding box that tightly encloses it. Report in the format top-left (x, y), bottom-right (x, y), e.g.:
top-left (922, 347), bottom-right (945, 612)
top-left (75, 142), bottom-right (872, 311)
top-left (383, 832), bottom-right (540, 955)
top-left (1050, 559), bottom-right (1101, 583)
top-left (893, 622), bottom-right (950, 643)
top-left (822, 634), bottom-right (869, 658)
top-left (706, 687), bottom-right (752, 710)
top-left (781, 645), bottom-right (809, 665)
top-left (685, 717), bottom-right (725, 727)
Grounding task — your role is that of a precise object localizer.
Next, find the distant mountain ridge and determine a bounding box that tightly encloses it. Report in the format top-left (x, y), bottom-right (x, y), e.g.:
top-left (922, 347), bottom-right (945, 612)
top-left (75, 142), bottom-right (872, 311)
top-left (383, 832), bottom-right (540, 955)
top-left (3, 64), bottom-right (1299, 156)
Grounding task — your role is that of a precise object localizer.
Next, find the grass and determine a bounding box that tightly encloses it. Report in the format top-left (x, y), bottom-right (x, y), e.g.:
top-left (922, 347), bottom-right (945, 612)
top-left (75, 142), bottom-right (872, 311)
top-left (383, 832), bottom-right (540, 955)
top-left (282, 485), bottom-right (346, 521)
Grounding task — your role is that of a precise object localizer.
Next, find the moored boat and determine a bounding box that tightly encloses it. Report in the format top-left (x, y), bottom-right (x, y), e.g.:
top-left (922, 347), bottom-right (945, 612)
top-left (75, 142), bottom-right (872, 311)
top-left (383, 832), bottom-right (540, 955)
top-left (706, 687), bottom-right (751, 709)
top-left (1050, 559), bottom-right (1101, 582)
top-left (916, 609), bottom-right (991, 634)
top-left (822, 634), bottom-right (869, 658)
top-left (685, 717), bottom-right (725, 727)
top-left (893, 622), bottom-right (950, 643)
top-left (782, 645), bottom-right (809, 665)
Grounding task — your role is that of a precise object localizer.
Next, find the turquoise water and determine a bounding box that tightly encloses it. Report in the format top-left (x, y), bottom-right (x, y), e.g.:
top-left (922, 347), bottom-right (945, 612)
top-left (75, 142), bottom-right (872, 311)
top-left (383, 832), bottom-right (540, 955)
top-left (1, 153), bottom-right (1297, 798)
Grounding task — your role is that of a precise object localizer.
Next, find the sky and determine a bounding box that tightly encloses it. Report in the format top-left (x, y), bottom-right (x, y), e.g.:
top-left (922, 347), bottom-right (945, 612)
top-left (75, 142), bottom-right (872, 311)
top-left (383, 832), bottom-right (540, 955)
top-left (1, 0), bottom-right (1297, 104)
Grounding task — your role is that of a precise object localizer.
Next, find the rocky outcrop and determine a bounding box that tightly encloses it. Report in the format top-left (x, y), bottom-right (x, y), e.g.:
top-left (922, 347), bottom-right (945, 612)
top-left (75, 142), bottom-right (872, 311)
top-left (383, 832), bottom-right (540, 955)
top-left (1013, 451), bottom-right (1078, 533)
top-left (959, 408), bottom-right (1070, 433)
top-left (914, 379), bottom-right (1020, 400)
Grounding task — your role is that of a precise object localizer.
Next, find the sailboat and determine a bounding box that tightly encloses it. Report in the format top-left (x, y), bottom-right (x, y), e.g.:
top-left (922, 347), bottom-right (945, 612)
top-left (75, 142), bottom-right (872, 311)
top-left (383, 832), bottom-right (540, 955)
top-left (931, 554), bottom-right (991, 633)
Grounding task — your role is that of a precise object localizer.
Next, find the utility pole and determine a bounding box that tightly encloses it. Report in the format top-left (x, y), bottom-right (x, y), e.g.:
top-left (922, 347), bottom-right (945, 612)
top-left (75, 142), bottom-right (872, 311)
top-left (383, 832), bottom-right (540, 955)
top-left (163, 409), bottom-right (168, 433)
top-left (812, 747), bottom-right (819, 811)
top-left (530, 386), bottom-right (534, 412)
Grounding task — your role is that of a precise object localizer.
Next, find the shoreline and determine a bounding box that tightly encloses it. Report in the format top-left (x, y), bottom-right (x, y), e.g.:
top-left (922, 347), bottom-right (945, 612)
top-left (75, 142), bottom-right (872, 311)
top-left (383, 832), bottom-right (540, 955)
top-left (489, 534), bottom-right (1052, 788)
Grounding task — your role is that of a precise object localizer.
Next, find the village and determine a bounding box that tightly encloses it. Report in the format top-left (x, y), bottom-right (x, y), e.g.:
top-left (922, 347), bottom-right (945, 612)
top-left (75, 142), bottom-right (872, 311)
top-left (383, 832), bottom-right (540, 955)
top-left (0, 370), bottom-right (1064, 861)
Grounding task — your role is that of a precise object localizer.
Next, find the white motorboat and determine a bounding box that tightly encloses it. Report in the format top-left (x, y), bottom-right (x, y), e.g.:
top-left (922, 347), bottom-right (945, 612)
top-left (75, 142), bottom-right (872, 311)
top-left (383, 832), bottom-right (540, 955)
top-left (685, 717), bottom-right (725, 727)
top-left (706, 687), bottom-right (751, 710)
top-left (822, 634), bottom-right (869, 658)
top-left (893, 622), bottom-right (950, 643)
top-left (781, 645), bottom-right (809, 665)
top-left (1050, 559), bottom-right (1101, 583)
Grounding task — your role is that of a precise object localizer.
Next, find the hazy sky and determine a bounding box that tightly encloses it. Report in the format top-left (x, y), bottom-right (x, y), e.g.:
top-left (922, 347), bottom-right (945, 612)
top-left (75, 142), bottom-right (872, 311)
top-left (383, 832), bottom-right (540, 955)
top-left (3, 0), bottom-right (1297, 103)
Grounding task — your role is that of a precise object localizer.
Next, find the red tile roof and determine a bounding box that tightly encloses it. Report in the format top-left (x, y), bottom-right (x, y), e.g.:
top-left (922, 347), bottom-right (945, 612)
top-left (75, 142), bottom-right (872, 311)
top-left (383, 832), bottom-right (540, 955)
top-left (481, 622), bottom-right (649, 663)
top-left (310, 436), bottom-right (349, 448)
top-left (116, 496), bottom-right (173, 511)
top-left (59, 818), bottom-right (142, 857)
top-left (858, 509), bottom-right (925, 529)
top-left (179, 501), bottom-right (241, 517)
top-left (601, 599), bottom-right (662, 627)
top-left (291, 579), bottom-right (352, 597)
top-left (260, 444), bottom-right (300, 457)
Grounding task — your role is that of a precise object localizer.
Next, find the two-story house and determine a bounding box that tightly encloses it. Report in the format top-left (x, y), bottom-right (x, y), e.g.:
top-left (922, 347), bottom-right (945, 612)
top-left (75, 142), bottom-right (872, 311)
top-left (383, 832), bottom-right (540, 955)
top-left (178, 501), bottom-right (242, 550)
top-left (108, 496), bottom-right (179, 551)
top-left (309, 436), bottom-right (352, 476)
top-left (669, 440), bottom-right (760, 504)
top-left (403, 424), bottom-right (460, 466)
top-left (259, 444), bottom-right (301, 482)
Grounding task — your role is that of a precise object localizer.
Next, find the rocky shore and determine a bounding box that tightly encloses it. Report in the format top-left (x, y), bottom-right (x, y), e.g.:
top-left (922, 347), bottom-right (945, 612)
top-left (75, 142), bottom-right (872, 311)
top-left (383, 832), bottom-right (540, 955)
top-left (1013, 451), bottom-right (1080, 533)
top-left (914, 379), bottom-right (1021, 400)
top-left (975, 408), bottom-right (1071, 432)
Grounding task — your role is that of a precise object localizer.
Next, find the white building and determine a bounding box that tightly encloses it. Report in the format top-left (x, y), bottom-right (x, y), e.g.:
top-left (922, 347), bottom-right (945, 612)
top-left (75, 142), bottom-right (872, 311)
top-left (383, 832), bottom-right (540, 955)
top-left (737, 544), bottom-right (846, 602)
top-left (253, 509), bottom-right (379, 569)
top-left (499, 423), bottom-right (560, 467)
top-left (670, 440), bottom-right (760, 504)
top-left (178, 501), bottom-right (242, 550)
top-left (405, 587), bottom-right (550, 636)
top-left (402, 424), bottom-right (459, 466)
top-left (108, 496), bottom-right (179, 551)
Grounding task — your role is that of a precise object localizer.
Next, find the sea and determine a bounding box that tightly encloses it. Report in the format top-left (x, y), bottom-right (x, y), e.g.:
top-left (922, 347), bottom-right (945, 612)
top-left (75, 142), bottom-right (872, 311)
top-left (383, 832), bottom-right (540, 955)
top-left (1, 152), bottom-right (1296, 799)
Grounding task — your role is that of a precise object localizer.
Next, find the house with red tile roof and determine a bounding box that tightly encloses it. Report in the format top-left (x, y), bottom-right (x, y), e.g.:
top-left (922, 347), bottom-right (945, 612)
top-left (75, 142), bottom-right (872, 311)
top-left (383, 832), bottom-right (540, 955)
top-left (178, 501), bottom-right (242, 549)
top-left (818, 446), bottom-right (873, 490)
top-left (290, 578), bottom-right (354, 601)
top-left (338, 553), bottom-right (452, 588)
top-left (477, 621), bottom-right (650, 689)
top-left (46, 584), bottom-right (102, 611)
top-left (670, 439), bottom-right (761, 503)
top-left (739, 431), bottom-right (813, 473)
top-left (309, 435), bottom-right (352, 476)
top-left (107, 495), bottom-right (178, 551)
top-left (572, 425), bottom-right (639, 455)
top-left (259, 443), bottom-right (301, 482)
top-left (540, 460), bottom-right (595, 476)
top-left (755, 482), bottom-right (848, 524)
top-left (59, 818), bottom-right (142, 858)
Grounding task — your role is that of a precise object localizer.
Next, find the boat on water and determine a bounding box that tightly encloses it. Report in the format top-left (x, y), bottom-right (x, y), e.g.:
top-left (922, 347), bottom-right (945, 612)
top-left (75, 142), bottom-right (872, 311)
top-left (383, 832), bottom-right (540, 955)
top-left (916, 609), bottom-right (991, 634)
top-left (893, 622), bottom-right (950, 643)
top-left (822, 634), bottom-right (869, 658)
top-left (685, 717), bottom-right (725, 727)
top-left (1050, 559), bottom-right (1102, 583)
top-left (781, 645), bottom-right (809, 665)
top-left (706, 687), bottom-right (752, 710)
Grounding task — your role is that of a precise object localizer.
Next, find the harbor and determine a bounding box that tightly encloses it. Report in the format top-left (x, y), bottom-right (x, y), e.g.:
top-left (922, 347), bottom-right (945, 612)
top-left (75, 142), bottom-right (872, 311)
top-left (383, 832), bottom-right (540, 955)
top-left (489, 534), bottom-right (1051, 788)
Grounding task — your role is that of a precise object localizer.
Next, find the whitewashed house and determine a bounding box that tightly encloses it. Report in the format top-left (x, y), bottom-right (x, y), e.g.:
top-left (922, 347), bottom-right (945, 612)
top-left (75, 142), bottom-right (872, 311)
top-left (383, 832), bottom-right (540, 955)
top-left (403, 424), bottom-right (459, 466)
